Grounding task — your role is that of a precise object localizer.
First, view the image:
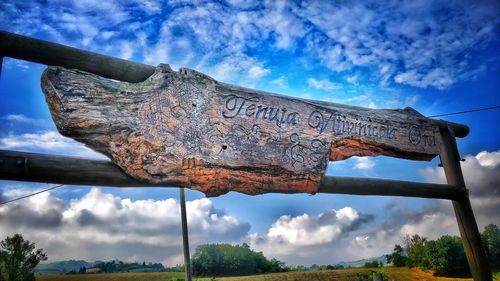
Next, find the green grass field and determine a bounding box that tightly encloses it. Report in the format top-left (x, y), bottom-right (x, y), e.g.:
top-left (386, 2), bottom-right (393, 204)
top-left (36, 267), bottom-right (500, 281)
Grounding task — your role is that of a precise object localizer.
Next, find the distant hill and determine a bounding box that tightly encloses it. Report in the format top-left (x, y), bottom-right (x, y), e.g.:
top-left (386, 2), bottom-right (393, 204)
top-left (337, 255), bottom-right (387, 268)
top-left (35, 260), bottom-right (100, 275)
top-left (36, 255), bottom-right (387, 276)
top-left (35, 259), bottom-right (166, 275)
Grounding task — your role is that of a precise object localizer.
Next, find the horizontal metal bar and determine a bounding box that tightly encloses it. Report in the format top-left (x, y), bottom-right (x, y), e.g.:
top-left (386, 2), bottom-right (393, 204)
top-left (0, 150), bottom-right (466, 200)
top-left (0, 31), bottom-right (155, 82)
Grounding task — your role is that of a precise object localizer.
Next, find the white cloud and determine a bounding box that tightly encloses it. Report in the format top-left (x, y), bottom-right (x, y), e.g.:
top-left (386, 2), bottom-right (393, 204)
top-left (266, 213), bottom-right (342, 246)
top-left (246, 151), bottom-right (500, 265)
top-left (346, 74), bottom-right (359, 85)
top-left (399, 212), bottom-right (457, 240)
top-left (353, 157), bottom-right (376, 170)
top-left (297, 0), bottom-right (499, 89)
top-left (1, 152), bottom-right (496, 267)
top-left (0, 131), bottom-right (75, 150)
top-left (394, 69), bottom-right (454, 90)
top-left (0, 131), bottom-right (106, 159)
top-left (1, 0), bottom-right (498, 269)
top-left (0, 188), bottom-right (249, 266)
top-left (100, 31), bottom-right (115, 40)
top-left (204, 55), bottom-right (270, 86)
top-left (135, 0), bottom-right (161, 15)
top-left (336, 206), bottom-right (359, 222)
top-left (307, 78), bottom-right (341, 91)
top-left (0, 114), bottom-right (50, 127)
top-left (366, 102), bottom-right (377, 109)
top-left (324, 92), bottom-right (382, 109)
top-left (340, 150), bottom-right (500, 262)
top-left (118, 41), bottom-right (134, 60)
top-left (404, 95), bottom-right (420, 107)
top-left (260, 1), bottom-right (306, 49)
top-left (248, 207), bottom-right (374, 263)
top-left (419, 150), bottom-right (500, 229)
top-left (2, 0), bottom-right (497, 90)
top-left (0, 114), bottom-right (56, 135)
top-left (475, 151), bottom-right (500, 167)
top-left (247, 65), bottom-right (270, 80)
top-left (2, 58), bottom-right (30, 71)
top-left (270, 76), bottom-right (288, 89)
top-left (2, 114), bottom-right (33, 123)
top-left (419, 150), bottom-right (500, 192)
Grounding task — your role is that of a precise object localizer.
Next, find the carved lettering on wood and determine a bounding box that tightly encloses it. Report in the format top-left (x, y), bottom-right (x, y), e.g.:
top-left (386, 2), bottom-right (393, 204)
top-left (41, 64), bottom-right (442, 196)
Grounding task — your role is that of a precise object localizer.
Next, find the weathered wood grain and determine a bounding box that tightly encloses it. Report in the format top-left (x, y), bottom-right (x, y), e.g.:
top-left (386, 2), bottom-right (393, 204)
top-left (41, 64), bottom-right (444, 196)
top-left (439, 127), bottom-right (492, 281)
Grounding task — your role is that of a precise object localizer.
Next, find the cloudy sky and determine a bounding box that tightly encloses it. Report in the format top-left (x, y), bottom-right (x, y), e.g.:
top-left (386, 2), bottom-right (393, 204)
top-left (0, 0), bottom-right (499, 267)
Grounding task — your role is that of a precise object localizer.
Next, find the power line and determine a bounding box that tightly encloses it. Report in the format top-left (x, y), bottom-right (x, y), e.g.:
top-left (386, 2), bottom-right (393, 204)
top-left (427, 105), bottom-right (500, 118)
top-left (0, 184), bottom-right (64, 206)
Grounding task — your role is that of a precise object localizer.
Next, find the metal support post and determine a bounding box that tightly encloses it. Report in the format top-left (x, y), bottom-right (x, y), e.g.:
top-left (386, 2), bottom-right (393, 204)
top-left (179, 188), bottom-right (192, 281)
top-left (439, 127), bottom-right (492, 281)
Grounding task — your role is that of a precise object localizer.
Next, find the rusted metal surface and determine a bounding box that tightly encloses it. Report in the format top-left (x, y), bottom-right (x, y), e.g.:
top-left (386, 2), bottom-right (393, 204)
top-left (42, 64), bottom-right (455, 196)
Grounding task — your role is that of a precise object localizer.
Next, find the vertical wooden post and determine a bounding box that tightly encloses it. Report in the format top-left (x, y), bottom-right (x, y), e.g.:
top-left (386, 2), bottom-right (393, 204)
top-left (179, 188), bottom-right (192, 281)
top-left (439, 126), bottom-right (492, 281)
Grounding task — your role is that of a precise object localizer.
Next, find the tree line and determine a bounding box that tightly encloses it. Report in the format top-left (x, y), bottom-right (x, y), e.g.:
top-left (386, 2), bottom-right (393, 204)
top-left (191, 243), bottom-right (288, 276)
top-left (67, 260), bottom-right (165, 274)
top-left (94, 260), bottom-right (164, 273)
top-left (1, 225), bottom-right (498, 280)
top-left (0, 234), bottom-right (47, 281)
top-left (386, 224), bottom-right (499, 277)
top-left (191, 243), bottom-right (352, 277)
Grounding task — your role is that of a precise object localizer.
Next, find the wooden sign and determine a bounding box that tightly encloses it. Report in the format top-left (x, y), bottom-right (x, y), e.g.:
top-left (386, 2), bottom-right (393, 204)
top-left (41, 64), bottom-right (442, 196)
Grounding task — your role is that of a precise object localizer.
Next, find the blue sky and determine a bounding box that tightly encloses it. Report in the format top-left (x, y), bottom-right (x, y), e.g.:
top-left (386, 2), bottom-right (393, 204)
top-left (0, 0), bottom-right (499, 266)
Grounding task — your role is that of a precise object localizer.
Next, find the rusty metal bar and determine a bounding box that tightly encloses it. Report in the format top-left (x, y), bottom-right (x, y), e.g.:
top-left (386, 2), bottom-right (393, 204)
top-left (0, 150), bottom-right (466, 200)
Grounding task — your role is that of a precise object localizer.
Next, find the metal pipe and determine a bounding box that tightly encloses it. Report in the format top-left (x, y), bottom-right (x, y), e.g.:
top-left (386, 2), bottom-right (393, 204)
top-left (0, 30), bottom-right (155, 82)
top-left (0, 150), bottom-right (466, 200)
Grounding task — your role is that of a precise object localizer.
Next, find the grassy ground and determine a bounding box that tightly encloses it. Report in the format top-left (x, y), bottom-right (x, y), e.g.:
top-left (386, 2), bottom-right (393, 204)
top-left (37, 272), bottom-right (185, 281)
top-left (37, 267), bottom-right (500, 281)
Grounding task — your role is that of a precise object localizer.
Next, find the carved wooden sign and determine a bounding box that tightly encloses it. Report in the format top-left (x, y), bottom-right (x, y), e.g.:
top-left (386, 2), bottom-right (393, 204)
top-left (41, 64), bottom-right (442, 196)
